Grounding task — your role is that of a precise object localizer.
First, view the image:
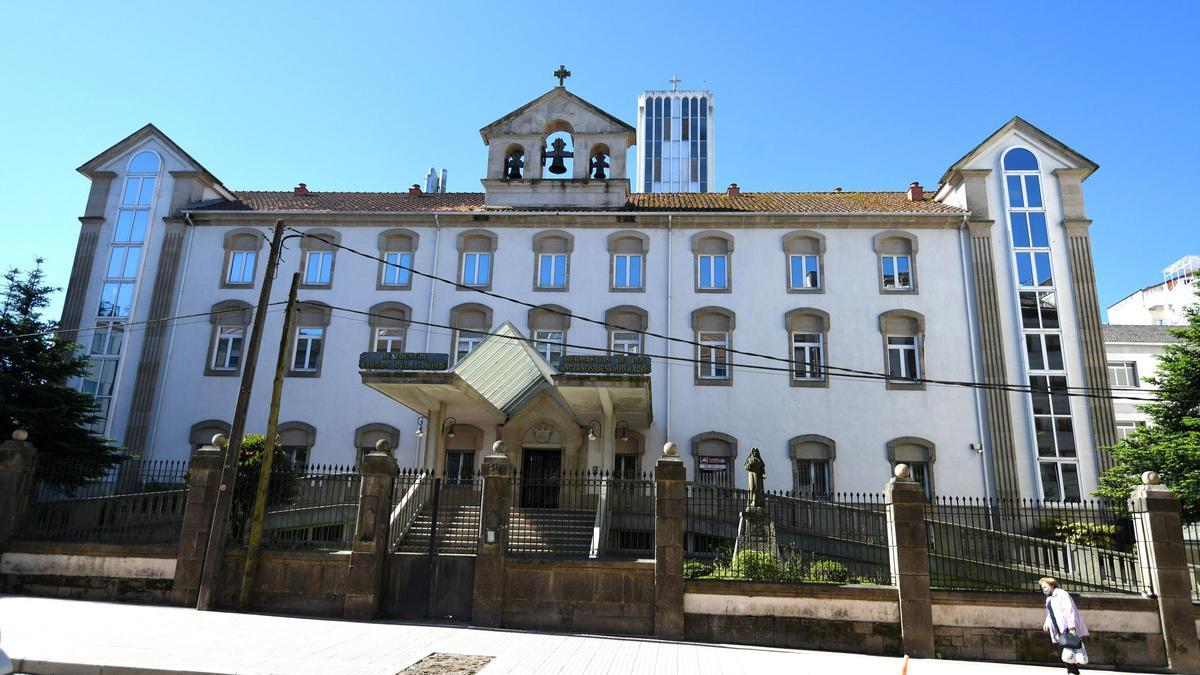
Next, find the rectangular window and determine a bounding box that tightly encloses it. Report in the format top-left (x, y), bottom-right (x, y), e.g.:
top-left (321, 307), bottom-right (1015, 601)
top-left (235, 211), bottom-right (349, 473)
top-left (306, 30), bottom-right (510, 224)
top-left (611, 331), bottom-right (642, 355)
top-left (791, 332), bottom-right (824, 381)
top-left (795, 460), bottom-right (831, 499)
top-left (462, 252), bottom-right (491, 287)
top-left (1116, 421), bottom-right (1146, 440)
top-left (909, 462), bottom-right (933, 501)
top-left (456, 331), bottom-right (485, 362)
top-left (122, 176), bottom-right (156, 206)
top-left (536, 254), bottom-right (567, 289)
top-left (445, 450), bottom-right (476, 485)
top-left (227, 250), bottom-right (256, 285)
top-left (1107, 362), bottom-right (1139, 388)
top-left (881, 255), bottom-right (912, 290)
top-left (81, 357), bottom-right (118, 433)
top-left (1015, 251), bottom-right (1053, 288)
top-left (98, 282), bottom-right (135, 317)
top-left (1030, 375), bottom-right (1075, 460)
top-left (382, 252), bottom-right (413, 287)
top-left (886, 336), bottom-right (920, 380)
top-left (615, 454), bottom-right (638, 480)
top-left (697, 332), bottom-right (730, 380)
top-left (789, 254), bottom-right (820, 290)
top-left (613, 254), bottom-right (643, 289)
top-left (281, 445), bottom-right (310, 469)
top-left (1020, 291), bottom-right (1059, 330)
top-left (374, 328), bottom-right (405, 353)
top-left (113, 210), bottom-right (149, 243)
top-left (1039, 461), bottom-right (1081, 502)
top-left (292, 327), bottom-right (324, 371)
top-left (304, 251), bottom-right (333, 285)
top-left (697, 254), bottom-right (728, 290)
top-left (533, 330), bottom-right (565, 366)
top-left (107, 245), bottom-right (141, 279)
top-left (1025, 334), bottom-right (1064, 372)
top-left (90, 321), bottom-right (124, 356)
top-left (211, 326), bottom-right (244, 371)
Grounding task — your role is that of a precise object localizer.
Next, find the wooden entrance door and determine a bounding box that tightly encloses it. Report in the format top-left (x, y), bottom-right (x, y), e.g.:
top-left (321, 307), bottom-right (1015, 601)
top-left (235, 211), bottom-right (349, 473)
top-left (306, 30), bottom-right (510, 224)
top-left (520, 449), bottom-right (562, 508)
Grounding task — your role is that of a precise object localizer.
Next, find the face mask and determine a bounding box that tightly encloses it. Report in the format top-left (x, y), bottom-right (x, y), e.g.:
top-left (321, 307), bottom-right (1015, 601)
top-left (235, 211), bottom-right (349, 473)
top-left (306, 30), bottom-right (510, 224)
top-left (1041, 585), bottom-right (1052, 596)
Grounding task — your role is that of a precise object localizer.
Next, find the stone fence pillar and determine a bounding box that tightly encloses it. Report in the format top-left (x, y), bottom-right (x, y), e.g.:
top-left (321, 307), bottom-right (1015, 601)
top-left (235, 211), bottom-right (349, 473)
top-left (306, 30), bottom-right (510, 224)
top-left (472, 441), bottom-right (512, 627)
top-left (0, 430), bottom-right (37, 551)
top-left (344, 439), bottom-right (398, 620)
top-left (1129, 472), bottom-right (1200, 673)
top-left (171, 435), bottom-right (225, 607)
top-left (884, 464), bottom-right (934, 659)
top-left (654, 442), bottom-right (686, 640)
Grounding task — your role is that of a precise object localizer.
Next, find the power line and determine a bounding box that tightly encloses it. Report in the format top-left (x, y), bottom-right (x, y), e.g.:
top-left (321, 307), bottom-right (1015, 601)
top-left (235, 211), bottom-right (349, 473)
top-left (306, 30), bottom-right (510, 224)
top-left (287, 228), bottom-right (1145, 401)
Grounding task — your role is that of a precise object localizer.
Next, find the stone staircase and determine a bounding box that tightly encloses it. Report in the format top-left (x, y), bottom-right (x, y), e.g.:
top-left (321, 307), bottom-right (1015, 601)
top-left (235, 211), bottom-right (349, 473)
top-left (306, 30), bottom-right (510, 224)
top-left (396, 504), bottom-right (481, 554)
top-left (507, 508), bottom-right (596, 556)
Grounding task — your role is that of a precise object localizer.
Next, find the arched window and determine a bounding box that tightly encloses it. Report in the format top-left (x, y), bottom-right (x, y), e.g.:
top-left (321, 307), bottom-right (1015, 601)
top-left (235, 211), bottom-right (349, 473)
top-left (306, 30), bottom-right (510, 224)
top-left (532, 230), bottom-right (573, 290)
top-left (457, 229), bottom-right (497, 289)
top-left (450, 303), bottom-right (492, 363)
top-left (355, 423), bottom-right (400, 467)
top-left (785, 308), bottom-right (830, 386)
top-left (128, 150), bottom-right (160, 175)
top-left (692, 231), bottom-right (733, 291)
top-left (789, 434), bottom-right (835, 498)
top-left (605, 305), bottom-right (648, 355)
top-left (691, 431), bottom-right (737, 486)
top-left (299, 230), bottom-right (339, 288)
top-left (527, 304), bottom-right (570, 367)
top-left (873, 231), bottom-right (918, 292)
top-left (692, 307), bottom-right (734, 384)
top-left (289, 302), bottom-right (332, 375)
top-left (222, 229), bottom-right (264, 288)
top-left (608, 230), bottom-right (648, 291)
top-left (782, 231), bottom-right (825, 292)
top-left (278, 421), bottom-right (317, 468)
top-left (879, 310), bottom-right (925, 390)
top-left (369, 302), bottom-right (411, 353)
top-left (589, 143), bottom-right (611, 180)
top-left (378, 229), bottom-right (418, 290)
top-left (886, 436), bottom-right (935, 500)
top-left (190, 419), bottom-right (230, 450)
top-left (206, 300), bottom-right (253, 376)
top-left (541, 120), bottom-right (575, 179)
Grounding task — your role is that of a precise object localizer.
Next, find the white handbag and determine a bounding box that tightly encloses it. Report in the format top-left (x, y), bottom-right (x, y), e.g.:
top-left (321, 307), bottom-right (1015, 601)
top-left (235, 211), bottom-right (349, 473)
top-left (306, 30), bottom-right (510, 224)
top-left (1062, 643), bottom-right (1089, 665)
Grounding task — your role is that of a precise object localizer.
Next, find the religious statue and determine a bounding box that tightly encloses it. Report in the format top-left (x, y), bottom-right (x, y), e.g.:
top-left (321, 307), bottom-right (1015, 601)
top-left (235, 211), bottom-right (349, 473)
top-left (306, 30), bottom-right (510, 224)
top-left (504, 151), bottom-right (524, 180)
top-left (590, 153), bottom-right (610, 180)
top-left (543, 137), bottom-right (573, 175)
top-left (745, 448), bottom-right (766, 511)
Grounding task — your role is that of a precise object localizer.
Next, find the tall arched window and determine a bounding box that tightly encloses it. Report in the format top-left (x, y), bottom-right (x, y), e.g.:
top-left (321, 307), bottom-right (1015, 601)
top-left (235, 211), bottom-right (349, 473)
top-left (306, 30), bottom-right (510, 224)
top-left (785, 308), bottom-right (830, 386)
top-left (1003, 147), bottom-right (1079, 502)
top-left (368, 302), bottom-right (411, 353)
top-left (605, 305), bottom-right (648, 354)
top-left (206, 300), bottom-right (253, 376)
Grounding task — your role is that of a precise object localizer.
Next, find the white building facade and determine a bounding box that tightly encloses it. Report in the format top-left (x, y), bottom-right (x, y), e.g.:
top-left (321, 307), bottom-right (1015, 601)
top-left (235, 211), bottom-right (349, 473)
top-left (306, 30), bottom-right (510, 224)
top-left (1107, 255), bottom-right (1199, 326)
top-left (59, 84), bottom-right (1119, 501)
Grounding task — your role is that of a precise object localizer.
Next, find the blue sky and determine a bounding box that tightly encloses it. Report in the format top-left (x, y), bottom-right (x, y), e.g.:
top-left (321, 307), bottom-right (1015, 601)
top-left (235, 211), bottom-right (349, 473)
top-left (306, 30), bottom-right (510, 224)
top-left (1, 1), bottom-right (1196, 319)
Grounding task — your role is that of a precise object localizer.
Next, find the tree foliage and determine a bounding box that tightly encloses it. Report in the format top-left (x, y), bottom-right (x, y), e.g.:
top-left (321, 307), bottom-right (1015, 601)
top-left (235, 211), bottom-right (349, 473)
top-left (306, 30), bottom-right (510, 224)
top-left (0, 260), bottom-right (124, 485)
top-left (1097, 282), bottom-right (1200, 521)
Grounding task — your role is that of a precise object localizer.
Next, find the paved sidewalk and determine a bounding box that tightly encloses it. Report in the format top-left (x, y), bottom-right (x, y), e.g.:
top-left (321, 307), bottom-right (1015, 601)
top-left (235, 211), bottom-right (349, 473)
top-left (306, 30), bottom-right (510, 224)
top-left (1, 596), bottom-right (1137, 674)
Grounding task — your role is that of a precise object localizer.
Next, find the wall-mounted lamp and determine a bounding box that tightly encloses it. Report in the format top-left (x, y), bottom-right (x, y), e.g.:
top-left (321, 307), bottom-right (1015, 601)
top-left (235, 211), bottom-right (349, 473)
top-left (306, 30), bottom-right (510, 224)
top-left (415, 416), bottom-right (426, 438)
top-left (616, 420), bottom-right (630, 442)
top-left (586, 420), bottom-right (601, 441)
top-left (443, 417), bottom-right (457, 438)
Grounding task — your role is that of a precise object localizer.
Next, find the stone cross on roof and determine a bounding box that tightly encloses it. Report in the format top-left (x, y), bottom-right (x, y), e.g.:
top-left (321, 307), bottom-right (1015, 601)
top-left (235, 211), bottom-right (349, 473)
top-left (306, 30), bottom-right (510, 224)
top-left (670, 75), bottom-right (682, 91)
top-left (554, 65), bottom-right (571, 87)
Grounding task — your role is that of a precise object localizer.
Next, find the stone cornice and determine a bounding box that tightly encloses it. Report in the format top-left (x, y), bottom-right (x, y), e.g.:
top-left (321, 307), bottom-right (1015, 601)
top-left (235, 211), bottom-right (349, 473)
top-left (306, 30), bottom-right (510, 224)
top-left (1063, 218), bottom-right (1094, 233)
top-left (967, 219), bottom-right (996, 237)
top-left (78, 216), bottom-right (105, 226)
top-left (1052, 168), bottom-right (1092, 180)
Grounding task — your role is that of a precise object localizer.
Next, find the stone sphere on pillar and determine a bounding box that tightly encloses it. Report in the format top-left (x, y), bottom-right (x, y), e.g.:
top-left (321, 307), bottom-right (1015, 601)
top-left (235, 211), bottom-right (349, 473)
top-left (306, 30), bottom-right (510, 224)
top-left (893, 463), bottom-right (911, 480)
top-left (492, 440), bottom-right (508, 456)
top-left (12, 429), bottom-right (29, 442)
top-left (211, 433), bottom-right (228, 448)
top-left (374, 439), bottom-right (394, 456)
top-left (1141, 471), bottom-right (1162, 486)
top-left (663, 441), bottom-right (678, 457)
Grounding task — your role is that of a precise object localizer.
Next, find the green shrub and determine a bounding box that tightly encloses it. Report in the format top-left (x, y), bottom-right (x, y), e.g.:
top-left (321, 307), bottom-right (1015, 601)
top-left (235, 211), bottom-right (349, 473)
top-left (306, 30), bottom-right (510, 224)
top-left (683, 560), bottom-right (712, 580)
top-left (1054, 521), bottom-right (1119, 549)
top-left (807, 560), bottom-right (850, 583)
top-left (731, 550), bottom-right (783, 581)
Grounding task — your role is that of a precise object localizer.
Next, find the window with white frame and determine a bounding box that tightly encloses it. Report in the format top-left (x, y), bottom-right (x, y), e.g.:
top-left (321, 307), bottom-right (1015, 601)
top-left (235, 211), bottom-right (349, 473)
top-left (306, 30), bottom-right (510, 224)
top-left (455, 331), bottom-right (484, 361)
top-left (789, 255), bottom-right (820, 290)
top-left (613, 254), bottom-right (643, 289)
top-left (528, 304), bottom-right (570, 367)
top-left (292, 327), bottom-right (324, 371)
top-left (791, 333), bottom-right (824, 381)
top-left (874, 232), bottom-right (917, 292)
top-left (1108, 362), bottom-right (1139, 388)
top-left (783, 231), bottom-right (825, 292)
top-left (227, 250), bottom-right (256, 285)
top-left (537, 254), bottom-right (567, 289)
top-left (533, 330), bottom-right (565, 366)
top-left (277, 422), bottom-right (315, 470)
top-left (606, 306), bottom-right (648, 356)
top-left (693, 308), bottom-right (733, 382)
top-left (611, 331), bottom-right (642, 354)
top-left (90, 321), bottom-right (124, 357)
top-left (450, 303), bottom-right (491, 364)
top-left (461, 252), bottom-right (490, 286)
top-left (382, 251), bottom-right (412, 287)
top-left (1026, 334), bottom-right (1065, 372)
top-left (98, 281), bottom-right (135, 318)
top-left (609, 232), bottom-right (648, 291)
top-left (458, 230), bottom-right (496, 289)
top-left (1030, 375), bottom-right (1080, 502)
top-left (375, 328), bottom-right (405, 352)
top-left (304, 251), bottom-right (333, 285)
top-left (909, 462), bottom-right (933, 500)
top-left (1116, 420), bottom-right (1146, 440)
top-left (223, 231), bottom-right (261, 287)
top-left (881, 255), bottom-right (912, 290)
top-left (211, 326), bottom-right (245, 371)
top-left (368, 302), bottom-right (410, 354)
top-left (693, 232), bottom-right (732, 291)
top-left (887, 336), bottom-right (920, 380)
top-left (794, 460), bottom-right (831, 499)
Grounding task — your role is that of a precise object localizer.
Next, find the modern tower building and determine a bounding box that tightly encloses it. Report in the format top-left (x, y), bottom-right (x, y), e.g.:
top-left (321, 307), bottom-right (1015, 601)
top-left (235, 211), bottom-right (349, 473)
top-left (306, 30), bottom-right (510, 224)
top-left (636, 77), bottom-right (714, 192)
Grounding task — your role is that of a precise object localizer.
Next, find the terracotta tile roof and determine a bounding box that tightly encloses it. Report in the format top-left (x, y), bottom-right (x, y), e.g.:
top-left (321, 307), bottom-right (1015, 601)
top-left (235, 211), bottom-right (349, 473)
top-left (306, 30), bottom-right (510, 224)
top-left (189, 190), bottom-right (964, 214)
top-left (1102, 324), bottom-right (1180, 344)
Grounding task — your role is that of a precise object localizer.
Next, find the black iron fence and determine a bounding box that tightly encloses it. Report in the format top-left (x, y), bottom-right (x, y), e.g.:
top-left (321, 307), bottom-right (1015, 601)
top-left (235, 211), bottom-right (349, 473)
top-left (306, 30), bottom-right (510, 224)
top-left (1182, 536), bottom-right (1200, 601)
top-left (389, 469), bottom-right (483, 555)
top-left (684, 484), bottom-right (890, 585)
top-left (19, 459), bottom-right (189, 545)
top-left (507, 471), bottom-right (604, 557)
top-left (237, 463), bottom-right (359, 551)
top-left (605, 474), bottom-right (656, 558)
top-left (927, 496), bottom-right (1145, 594)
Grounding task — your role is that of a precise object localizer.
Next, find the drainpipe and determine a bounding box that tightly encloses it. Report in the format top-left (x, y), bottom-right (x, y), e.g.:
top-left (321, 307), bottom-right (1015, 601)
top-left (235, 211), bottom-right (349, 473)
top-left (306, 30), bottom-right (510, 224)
top-left (958, 214), bottom-right (993, 500)
top-left (664, 214), bottom-right (672, 443)
top-left (424, 214), bottom-right (441, 351)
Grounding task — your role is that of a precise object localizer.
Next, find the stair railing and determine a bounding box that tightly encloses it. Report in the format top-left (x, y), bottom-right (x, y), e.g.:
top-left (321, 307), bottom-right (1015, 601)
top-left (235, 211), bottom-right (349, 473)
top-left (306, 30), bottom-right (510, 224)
top-left (589, 475), bottom-right (610, 559)
top-left (389, 470), bottom-right (430, 551)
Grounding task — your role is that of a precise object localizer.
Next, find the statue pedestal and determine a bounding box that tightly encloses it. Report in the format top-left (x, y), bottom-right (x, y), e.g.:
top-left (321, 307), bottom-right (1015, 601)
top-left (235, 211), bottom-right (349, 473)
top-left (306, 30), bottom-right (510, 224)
top-left (733, 507), bottom-right (778, 559)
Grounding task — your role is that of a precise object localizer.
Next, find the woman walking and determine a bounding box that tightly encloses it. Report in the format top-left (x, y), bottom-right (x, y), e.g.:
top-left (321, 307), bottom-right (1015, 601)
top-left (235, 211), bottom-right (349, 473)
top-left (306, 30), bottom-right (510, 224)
top-left (1040, 577), bottom-right (1089, 673)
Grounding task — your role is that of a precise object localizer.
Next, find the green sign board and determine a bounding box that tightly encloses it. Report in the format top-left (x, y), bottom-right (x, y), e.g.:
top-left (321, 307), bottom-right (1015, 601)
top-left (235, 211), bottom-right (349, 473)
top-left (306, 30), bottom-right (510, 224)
top-left (559, 354), bottom-right (651, 375)
top-left (358, 352), bottom-right (449, 371)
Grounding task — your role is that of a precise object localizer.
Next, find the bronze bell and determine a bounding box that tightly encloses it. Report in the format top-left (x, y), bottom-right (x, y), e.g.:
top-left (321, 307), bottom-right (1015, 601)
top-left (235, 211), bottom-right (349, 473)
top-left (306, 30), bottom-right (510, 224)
top-left (543, 138), bottom-right (573, 175)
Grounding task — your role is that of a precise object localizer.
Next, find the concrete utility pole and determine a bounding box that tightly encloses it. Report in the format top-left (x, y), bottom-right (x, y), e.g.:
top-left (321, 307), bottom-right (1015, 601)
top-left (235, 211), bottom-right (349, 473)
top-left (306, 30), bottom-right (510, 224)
top-left (239, 271), bottom-right (300, 610)
top-left (196, 219), bottom-right (286, 611)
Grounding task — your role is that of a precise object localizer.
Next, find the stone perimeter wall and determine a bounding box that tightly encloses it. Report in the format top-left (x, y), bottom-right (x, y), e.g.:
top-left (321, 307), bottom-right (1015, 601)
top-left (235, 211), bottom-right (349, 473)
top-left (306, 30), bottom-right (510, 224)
top-left (502, 558), bottom-right (655, 635)
top-left (0, 541), bottom-right (176, 604)
top-left (214, 549), bottom-right (351, 618)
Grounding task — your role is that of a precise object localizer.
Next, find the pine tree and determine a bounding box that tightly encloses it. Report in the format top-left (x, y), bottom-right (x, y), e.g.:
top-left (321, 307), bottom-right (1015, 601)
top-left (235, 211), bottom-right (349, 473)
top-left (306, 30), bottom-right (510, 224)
top-left (0, 259), bottom-right (124, 486)
top-left (1097, 282), bottom-right (1200, 520)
